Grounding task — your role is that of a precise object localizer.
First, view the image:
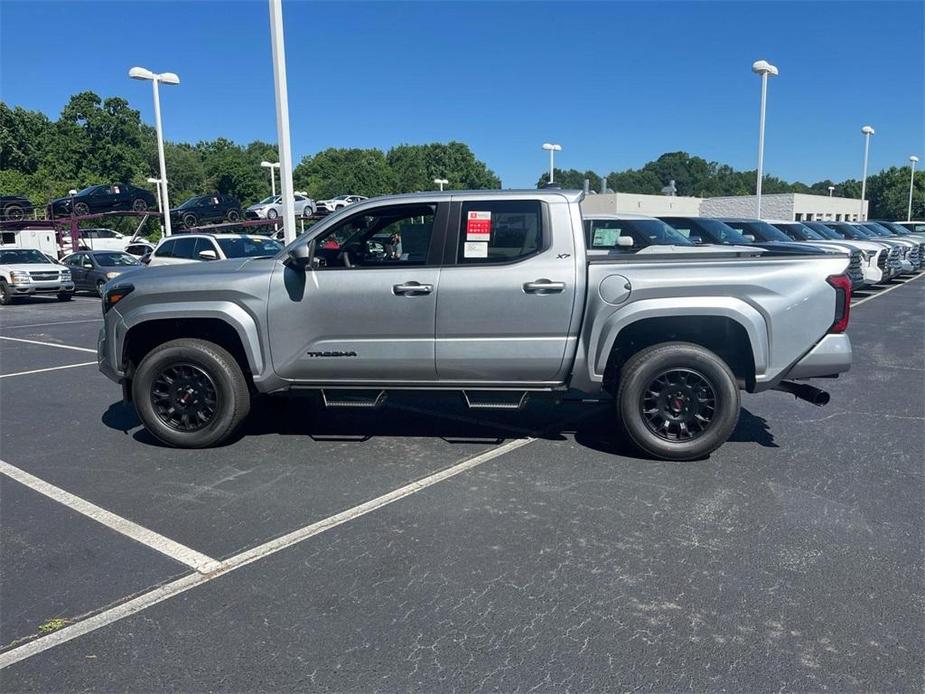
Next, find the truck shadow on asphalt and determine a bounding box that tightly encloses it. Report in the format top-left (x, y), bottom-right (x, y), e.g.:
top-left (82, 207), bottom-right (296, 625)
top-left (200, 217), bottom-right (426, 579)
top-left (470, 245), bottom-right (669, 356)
top-left (101, 393), bottom-right (777, 461)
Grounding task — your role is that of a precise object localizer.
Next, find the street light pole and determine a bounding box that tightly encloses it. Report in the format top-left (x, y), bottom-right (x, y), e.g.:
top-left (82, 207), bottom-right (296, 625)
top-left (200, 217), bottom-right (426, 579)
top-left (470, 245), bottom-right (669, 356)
top-left (908, 155), bottom-right (919, 222)
top-left (268, 0), bottom-right (296, 244)
top-left (751, 60), bottom-right (779, 219)
top-left (130, 66), bottom-right (179, 236)
top-left (261, 161), bottom-right (280, 197)
top-left (146, 177), bottom-right (163, 234)
top-left (828, 186), bottom-right (835, 197)
top-left (859, 125), bottom-right (875, 220)
top-left (433, 178), bottom-right (448, 191)
top-left (542, 143), bottom-right (561, 184)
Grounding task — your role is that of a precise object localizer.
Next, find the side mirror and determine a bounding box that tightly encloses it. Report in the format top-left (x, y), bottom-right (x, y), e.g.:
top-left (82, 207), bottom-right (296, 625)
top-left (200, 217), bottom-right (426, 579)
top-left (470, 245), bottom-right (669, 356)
top-left (616, 236), bottom-right (634, 247)
top-left (285, 241), bottom-right (314, 269)
top-left (743, 234), bottom-right (756, 243)
top-left (198, 249), bottom-right (218, 261)
top-left (690, 235), bottom-right (703, 244)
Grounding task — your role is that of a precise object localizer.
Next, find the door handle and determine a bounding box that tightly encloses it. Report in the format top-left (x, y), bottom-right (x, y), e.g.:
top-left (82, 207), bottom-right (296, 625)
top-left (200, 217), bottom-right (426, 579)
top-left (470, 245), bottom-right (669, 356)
top-left (393, 282), bottom-right (433, 295)
top-left (523, 279), bottom-right (566, 293)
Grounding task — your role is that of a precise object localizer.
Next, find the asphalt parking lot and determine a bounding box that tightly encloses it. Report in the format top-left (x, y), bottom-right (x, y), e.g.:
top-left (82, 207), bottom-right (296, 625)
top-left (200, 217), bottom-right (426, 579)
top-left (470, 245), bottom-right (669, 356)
top-left (1, 276), bottom-right (922, 692)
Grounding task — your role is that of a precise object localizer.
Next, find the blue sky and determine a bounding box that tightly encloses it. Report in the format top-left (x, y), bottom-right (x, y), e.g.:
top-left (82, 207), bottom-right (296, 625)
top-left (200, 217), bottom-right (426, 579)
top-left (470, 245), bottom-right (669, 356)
top-left (1, 1), bottom-right (923, 187)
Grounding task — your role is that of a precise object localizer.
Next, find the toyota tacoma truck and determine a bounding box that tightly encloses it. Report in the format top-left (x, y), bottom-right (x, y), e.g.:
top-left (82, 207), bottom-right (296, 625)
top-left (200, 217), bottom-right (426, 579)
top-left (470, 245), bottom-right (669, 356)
top-left (97, 190), bottom-right (853, 461)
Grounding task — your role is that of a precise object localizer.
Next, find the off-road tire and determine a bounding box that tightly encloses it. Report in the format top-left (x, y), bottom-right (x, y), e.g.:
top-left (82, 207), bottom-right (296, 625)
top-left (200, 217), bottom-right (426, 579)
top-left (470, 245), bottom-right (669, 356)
top-left (133, 338), bottom-right (251, 448)
top-left (616, 341), bottom-right (740, 461)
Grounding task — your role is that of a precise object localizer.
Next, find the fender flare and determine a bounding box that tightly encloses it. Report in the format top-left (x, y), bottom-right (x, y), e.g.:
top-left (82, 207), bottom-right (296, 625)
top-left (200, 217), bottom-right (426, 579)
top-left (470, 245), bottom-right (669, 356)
top-left (589, 296), bottom-right (770, 381)
top-left (119, 301), bottom-right (264, 376)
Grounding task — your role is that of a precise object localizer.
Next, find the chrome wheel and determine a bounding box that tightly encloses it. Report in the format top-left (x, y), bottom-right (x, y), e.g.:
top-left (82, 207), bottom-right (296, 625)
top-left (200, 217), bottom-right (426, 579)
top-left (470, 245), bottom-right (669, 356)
top-left (150, 363), bottom-right (219, 432)
top-left (641, 368), bottom-right (716, 441)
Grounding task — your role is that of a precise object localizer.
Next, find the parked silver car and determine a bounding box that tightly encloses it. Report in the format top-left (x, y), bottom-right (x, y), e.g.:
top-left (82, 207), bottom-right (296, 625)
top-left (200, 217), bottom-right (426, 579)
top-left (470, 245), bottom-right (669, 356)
top-left (246, 194), bottom-right (315, 220)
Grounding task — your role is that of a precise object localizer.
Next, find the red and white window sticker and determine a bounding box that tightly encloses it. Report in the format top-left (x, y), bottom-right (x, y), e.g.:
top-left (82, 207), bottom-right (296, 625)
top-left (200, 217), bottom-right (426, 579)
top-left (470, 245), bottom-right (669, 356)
top-left (466, 211), bottom-right (492, 241)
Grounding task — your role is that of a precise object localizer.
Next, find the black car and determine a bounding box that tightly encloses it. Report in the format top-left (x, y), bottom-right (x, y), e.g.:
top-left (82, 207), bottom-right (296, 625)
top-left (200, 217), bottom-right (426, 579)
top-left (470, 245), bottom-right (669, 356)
top-left (170, 194), bottom-right (242, 229)
top-left (62, 250), bottom-right (141, 296)
top-left (1, 195), bottom-right (35, 221)
top-left (48, 184), bottom-right (157, 218)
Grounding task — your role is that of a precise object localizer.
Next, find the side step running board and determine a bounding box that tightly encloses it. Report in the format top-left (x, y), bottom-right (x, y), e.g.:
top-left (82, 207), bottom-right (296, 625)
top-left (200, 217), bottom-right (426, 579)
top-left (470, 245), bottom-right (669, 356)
top-left (462, 391), bottom-right (530, 411)
top-left (321, 389), bottom-right (387, 409)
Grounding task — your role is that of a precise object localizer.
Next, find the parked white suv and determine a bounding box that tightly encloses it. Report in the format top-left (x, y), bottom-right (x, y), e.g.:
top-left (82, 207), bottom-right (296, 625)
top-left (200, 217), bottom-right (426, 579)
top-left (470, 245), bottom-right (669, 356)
top-left (0, 247), bottom-right (75, 304)
top-left (146, 233), bottom-right (283, 266)
top-left (246, 194), bottom-right (315, 220)
top-left (315, 194), bottom-right (367, 214)
top-left (62, 227), bottom-right (128, 252)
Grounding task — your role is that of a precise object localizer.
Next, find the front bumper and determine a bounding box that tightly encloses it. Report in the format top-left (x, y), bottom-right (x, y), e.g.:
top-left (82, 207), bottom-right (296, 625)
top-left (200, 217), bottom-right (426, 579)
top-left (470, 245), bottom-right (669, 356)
top-left (9, 281), bottom-right (74, 295)
top-left (784, 333), bottom-right (852, 380)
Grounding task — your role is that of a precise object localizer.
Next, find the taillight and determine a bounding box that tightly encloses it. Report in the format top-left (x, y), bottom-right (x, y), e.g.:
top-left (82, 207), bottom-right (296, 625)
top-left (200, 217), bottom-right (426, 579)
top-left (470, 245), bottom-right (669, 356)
top-left (826, 274), bottom-right (851, 333)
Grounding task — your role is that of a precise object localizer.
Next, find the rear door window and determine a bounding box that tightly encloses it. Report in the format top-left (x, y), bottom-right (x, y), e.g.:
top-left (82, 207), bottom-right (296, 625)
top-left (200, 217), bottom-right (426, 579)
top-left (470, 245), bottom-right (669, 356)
top-left (456, 200), bottom-right (543, 264)
top-left (156, 239), bottom-right (176, 258)
top-left (171, 237), bottom-right (198, 259)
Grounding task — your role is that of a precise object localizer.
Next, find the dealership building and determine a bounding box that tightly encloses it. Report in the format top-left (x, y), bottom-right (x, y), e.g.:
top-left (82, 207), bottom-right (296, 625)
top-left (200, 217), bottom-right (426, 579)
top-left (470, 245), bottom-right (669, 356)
top-left (580, 191), bottom-right (867, 221)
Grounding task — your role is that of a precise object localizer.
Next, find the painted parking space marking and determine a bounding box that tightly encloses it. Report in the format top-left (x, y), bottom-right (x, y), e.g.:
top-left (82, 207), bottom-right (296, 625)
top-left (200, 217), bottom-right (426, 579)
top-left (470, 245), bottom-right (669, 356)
top-left (0, 336), bottom-right (96, 353)
top-left (0, 437), bottom-right (535, 669)
top-left (852, 272), bottom-right (923, 307)
top-left (0, 362), bottom-right (97, 379)
top-left (0, 318), bottom-right (102, 330)
top-left (0, 460), bottom-right (222, 576)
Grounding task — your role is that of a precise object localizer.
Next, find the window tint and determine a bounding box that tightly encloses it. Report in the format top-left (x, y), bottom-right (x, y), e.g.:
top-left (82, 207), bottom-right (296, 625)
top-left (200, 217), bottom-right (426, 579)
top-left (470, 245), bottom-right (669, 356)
top-left (457, 200), bottom-right (542, 263)
top-left (585, 218), bottom-right (692, 249)
top-left (192, 237), bottom-right (216, 258)
top-left (312, 204), bottom-right (435, 268)
top-left (155, 239), bottom-right (177, 258)
top-left (65, 253), bottom-right (83, 266)
top-left (171, 237), bottom-right (198, 259)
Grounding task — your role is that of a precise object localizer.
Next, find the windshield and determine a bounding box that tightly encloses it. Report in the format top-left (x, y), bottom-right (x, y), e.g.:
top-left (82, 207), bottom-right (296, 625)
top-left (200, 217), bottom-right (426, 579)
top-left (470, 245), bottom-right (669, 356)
top-left (75, 185), bottom-right (100, 196)
top-left (177, 196), bottom-right (202, 209)
top-left (861, 223), bottom-right (892, 237)
top-left (0, 249), bottom-right (52, 264)
top-left (585, 218), bottom-right (693, 249)
top-left (876, 221), bottom-right (911, 236)
top-left (665, 218), bottom-right (750, 244)
top-left (723, 220), bottom-right (792, 242)
top-left (776, 223), bottom-right (825, 240)
top-left (216, 236), bottom-right (283, 258)
top-left (805, 222), bottom-right (844, 239)
top-left (827, 223), bottom-right (868, 240)
top-left (93, 252), bottom-right (140, 267)
top-left (257, 196), bottom-right (279, 205)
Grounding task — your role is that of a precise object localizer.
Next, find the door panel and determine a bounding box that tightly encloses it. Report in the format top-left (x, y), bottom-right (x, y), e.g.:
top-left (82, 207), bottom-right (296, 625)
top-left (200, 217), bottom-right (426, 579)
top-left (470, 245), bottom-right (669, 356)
top-left (267, 265), bottom-right (439, 382)
top-left (436, 199), bottom-right (578, 383)
top-left (266, 200), bottom-right (448, 383)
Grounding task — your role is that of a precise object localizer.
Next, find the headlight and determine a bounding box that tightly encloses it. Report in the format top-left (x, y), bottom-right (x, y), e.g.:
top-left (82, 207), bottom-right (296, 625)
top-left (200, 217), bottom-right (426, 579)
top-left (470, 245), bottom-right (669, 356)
top-left (60, 270), bottom-right (72, 281)
top-left (105, 271), bottom-right (120, 279)
top-left (10, 271), bottom-right (30, 283)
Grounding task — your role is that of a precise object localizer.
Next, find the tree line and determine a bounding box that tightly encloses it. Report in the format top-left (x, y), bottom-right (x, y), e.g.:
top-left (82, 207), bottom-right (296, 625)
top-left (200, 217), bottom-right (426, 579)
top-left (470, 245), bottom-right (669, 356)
top-left (1, 92), bottom-right (920, 225)
top-left (0, 92), bottom-right (501, 213)
top-left (538, 151), bottom-right (923, 220)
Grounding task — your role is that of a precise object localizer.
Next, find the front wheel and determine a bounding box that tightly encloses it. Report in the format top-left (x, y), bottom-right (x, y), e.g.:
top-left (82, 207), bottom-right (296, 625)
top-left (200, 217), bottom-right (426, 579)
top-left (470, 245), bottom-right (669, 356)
top-left (266, 208), bottom-right (278, 220)
top-left (226, 209), bottom-right (241, 222)
top-left (96, 280), bottom-right (106, 297)
top-left (132, 198), bottom-right (148, 212)
top-left (182, 213), bottom-right (197, 229)
top-left (4, 204), bottom-right (24, 221)
top-left (615, 342), bottom-right (740, 461)
top-left (0, 280), bottom-right (14, 305)
top-left (73, 202), bottom-right (90, 216)
top-left (57, 291), bottom-right (73, 302)
top-left (132, 338), bottom-right (251, 448)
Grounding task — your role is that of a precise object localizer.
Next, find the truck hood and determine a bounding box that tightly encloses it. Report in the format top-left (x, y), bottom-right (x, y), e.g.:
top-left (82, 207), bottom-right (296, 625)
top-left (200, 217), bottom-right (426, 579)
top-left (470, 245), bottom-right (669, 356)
top-left (1, 263), bottom-right (65, 273)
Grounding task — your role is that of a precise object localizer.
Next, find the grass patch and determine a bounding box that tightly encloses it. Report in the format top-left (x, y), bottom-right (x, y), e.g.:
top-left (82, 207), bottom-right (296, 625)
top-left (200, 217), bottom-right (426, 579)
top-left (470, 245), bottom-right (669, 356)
top-left (38, 617), bottom-right (72, 634)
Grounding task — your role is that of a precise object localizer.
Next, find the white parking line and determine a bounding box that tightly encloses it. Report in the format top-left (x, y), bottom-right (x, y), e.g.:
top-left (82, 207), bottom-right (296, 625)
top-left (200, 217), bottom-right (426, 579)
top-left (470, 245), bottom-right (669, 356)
top-left (0, 318), bottom-right (102, 330)
top-left (0, 437), bottom-right (535, 669)
top-left (0, 335), bottom-right (95, 353)
top-left (0, 460), bottom-right (222, 576)
top-left (852, 272), bottom-right (924, 307)
top-left (0, 362), bottom-right (97, 379)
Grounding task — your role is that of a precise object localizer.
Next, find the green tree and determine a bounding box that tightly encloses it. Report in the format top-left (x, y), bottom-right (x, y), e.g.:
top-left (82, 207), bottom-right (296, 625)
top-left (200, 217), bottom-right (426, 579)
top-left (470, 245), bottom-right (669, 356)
top-left (536, 169), bottom-right (602, 191)
top-left (294, 148), bottom-right (396, 199)
top-left (866, 166), bottom-right (925, 219)
top-left (388, 142), bottom-right (500, 192)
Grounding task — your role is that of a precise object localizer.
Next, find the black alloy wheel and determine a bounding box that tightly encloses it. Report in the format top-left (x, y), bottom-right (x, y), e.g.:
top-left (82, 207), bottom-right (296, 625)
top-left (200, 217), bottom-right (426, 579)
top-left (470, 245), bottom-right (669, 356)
top-left (226, 209), bottom-right (241, 222)
top-left (150, 363), bottom-right (220, 433)
top-left (182, 213), bottom-right (197, 229)
top-left (132, 198), bottom-right (148, 212)
top-left (4, 205), bottom-right (24, 221)
top-left (74, 202), bottom-right (90, 216)
top-left (641, 368), bottom-right (716, 441)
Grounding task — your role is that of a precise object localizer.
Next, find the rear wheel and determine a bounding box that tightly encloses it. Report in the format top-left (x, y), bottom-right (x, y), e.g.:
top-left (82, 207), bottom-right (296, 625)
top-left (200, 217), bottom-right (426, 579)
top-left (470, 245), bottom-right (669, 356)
top-left (73, 202), bottom-right (90, 216)
top-left (0, 280), bottom-right (14, 305)
top-left (615, 342), bottom-right (740, 461)
top-left (132, 338), bottom-right (251, 448)
top-left (226, 209), bottom-right (241, 222)
top-left (132, 198), bottom-right (148, 212)
top-left (182, 213), bottom-right (197, 229)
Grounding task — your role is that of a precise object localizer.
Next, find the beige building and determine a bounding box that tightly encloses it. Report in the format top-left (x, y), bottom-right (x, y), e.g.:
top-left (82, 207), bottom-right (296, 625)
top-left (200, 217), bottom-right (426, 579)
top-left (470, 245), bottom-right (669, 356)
top-left (580, 191), bottom-right (867, 221)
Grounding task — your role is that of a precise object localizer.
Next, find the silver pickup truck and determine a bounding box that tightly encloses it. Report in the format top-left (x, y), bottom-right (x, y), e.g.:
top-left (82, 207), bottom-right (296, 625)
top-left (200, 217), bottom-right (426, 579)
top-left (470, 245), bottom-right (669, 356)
top-left (98, 190), bottom-right (852, 460)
